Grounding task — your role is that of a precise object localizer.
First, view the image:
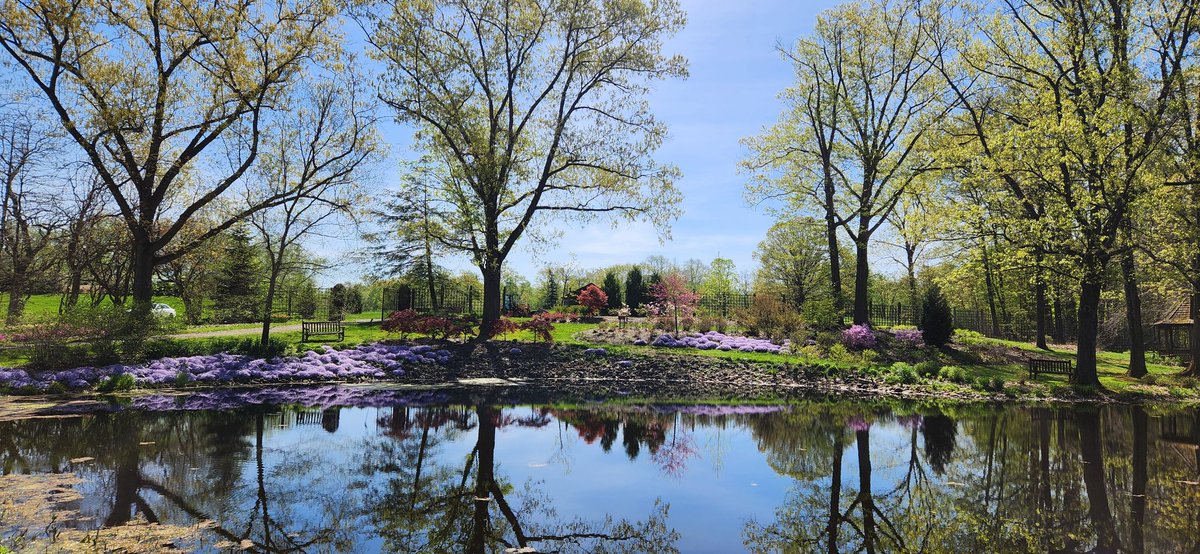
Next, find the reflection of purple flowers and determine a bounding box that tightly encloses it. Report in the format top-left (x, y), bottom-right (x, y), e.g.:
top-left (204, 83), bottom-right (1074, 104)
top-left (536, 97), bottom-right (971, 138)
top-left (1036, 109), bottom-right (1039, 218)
top-left (128, 386), bottom-right (453, 411)
top-left (649, 332), bottom-right (785, 354)
top-left (846, 415), bottom-right (872, 431)
top-left (895, 414), bottom-right (923, 430)
top-left (0, 343), bottom-right (453, 392)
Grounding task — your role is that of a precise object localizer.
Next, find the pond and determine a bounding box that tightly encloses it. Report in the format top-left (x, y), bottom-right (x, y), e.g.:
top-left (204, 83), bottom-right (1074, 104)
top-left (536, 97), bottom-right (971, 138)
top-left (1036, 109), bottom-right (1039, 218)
top-left (1, 386), bottom-right (1197, 553)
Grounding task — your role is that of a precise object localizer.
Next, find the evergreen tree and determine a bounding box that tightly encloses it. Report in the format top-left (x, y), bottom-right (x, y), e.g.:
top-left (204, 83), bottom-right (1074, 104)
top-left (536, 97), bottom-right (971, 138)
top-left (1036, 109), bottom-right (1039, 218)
top-left (602, 272), bottom-right (622, 310)
top-left (919, 285), bottom-right (954, 347)
top-left (295, 280), bottom-right (318, 319)
top-left (329, 283), bottom-right (347, 321)
top-left (346, 284), bottom-right (364, 315)
top-left (625, 267), bottom-right (645, 310)
top-left (212, 227), bottom-right (262, 323)
top-left (542, 269), bottom-right (559, 309)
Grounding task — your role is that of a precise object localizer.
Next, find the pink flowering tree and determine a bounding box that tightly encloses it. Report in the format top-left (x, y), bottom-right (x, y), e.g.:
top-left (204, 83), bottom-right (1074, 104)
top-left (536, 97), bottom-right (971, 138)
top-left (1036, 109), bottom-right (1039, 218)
top-left (649, 273), bottom-right (700, 336)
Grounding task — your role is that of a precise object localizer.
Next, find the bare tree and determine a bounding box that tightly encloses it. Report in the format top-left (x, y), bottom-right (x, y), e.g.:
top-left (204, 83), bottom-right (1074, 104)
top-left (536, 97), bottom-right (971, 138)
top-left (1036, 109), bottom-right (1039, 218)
top-left (247, 74), bottom-right (378, 346)
top-left (0, 110), bottom-right (62, 323)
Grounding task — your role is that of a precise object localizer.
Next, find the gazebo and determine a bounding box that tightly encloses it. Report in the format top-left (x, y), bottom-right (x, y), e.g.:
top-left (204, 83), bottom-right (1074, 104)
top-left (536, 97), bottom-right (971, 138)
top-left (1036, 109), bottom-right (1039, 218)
top-left (1153, 298), bottom-right (1193, 363)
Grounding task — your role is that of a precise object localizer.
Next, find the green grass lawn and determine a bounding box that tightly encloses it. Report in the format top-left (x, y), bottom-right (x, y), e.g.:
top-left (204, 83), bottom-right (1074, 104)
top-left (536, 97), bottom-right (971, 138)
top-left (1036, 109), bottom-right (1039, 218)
top-left (0, 293), bottom-right (186, 325)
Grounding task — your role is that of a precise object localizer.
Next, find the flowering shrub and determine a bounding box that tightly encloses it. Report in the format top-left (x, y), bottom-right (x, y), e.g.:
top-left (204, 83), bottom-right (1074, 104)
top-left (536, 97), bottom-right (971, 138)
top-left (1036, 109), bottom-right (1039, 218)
top-left (841, 324), bottom-right (877, 350)
top-left (518, 315), bottom-right (555, 342)
top-left (650, 331), bottom-right (785, 354)
top-left (892, 328), bottom-right (925, 349)
top-left (576, 284), bottom-right (608, 316)
top-left (0, 343), bottom-right (453, 393)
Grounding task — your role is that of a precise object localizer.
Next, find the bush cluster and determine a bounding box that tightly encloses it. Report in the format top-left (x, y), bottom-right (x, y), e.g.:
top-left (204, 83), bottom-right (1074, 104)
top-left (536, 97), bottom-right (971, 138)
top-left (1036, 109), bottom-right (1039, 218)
top-left (381, 309), bottom-right (476, 340)
top-left (737, 295), bottom-right (805, 341)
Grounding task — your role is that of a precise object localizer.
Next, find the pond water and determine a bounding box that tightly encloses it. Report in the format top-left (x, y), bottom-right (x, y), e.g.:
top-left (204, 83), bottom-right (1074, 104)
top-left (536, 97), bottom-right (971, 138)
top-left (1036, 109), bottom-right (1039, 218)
top-left (1, 387), bottom-right (1198, 553)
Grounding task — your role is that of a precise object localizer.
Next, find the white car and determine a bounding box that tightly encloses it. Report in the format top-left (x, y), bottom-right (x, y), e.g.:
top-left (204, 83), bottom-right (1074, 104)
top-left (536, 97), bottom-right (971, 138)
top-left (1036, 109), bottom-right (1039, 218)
top-left (151, 303), bottom-right (177, 318)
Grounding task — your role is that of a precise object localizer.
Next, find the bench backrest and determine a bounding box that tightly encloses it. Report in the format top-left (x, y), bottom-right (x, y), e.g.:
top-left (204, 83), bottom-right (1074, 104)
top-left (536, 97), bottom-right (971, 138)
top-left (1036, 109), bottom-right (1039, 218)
top-left (1029, 359), bottom-right (1072, 373)
top-left (303, 321), bottom-right (343, 332)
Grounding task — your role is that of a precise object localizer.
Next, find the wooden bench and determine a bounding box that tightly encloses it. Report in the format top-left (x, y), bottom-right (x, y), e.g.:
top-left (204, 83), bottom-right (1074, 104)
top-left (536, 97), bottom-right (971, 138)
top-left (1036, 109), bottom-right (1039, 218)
top-left (1027, 358), bottom-right (1073, 380)
top-left (301, 321), bottom-right (345, 342)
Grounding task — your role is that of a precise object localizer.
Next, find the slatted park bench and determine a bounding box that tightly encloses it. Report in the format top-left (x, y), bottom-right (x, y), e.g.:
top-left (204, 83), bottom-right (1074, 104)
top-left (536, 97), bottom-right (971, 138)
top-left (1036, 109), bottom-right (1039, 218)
top-left (301, 320), bottom-right (345, 342)
top-left (1027, 358), bottom-right (1072, 380)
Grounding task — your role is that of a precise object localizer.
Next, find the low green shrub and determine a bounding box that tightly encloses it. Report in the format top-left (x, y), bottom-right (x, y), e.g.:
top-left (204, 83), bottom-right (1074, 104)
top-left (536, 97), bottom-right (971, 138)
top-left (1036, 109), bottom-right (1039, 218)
top-left (937, 365), bottom-right (966, 383)
top-left (97, 373), bottom-right (135, 393)
top-left (885, 363), bottom-right (919, 385)
top-left (915, 360), bottom-right (941, 378)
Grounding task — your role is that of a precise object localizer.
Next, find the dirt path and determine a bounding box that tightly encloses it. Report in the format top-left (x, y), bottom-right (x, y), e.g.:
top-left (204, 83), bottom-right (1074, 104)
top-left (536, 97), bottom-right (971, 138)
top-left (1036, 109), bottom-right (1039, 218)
top-left (169, 319), bottom-right (377, 339)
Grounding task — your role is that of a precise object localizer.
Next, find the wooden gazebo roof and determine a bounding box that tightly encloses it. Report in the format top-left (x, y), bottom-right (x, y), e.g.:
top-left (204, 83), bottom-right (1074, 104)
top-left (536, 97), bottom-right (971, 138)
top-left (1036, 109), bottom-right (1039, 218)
top-left (1155, 298), bottom-right (1193, 326)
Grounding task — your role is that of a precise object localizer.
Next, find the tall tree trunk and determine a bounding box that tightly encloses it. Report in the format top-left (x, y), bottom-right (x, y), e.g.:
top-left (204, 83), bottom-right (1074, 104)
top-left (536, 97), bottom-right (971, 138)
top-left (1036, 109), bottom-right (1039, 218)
top-left (480, 261), bottom-right (503, 338)
top-left (5, 261), bottom-right (25, 325)
top-left (1035, 249), bottom-right (1048, 349)
top-left (1121, 246), bottom-right (1147, 377)
top-left (1130, 406), bottom-right (1147, 554)
top-left (131, 238), bottom-right (155, 311)
top-left (1185, 283), bottom-right (1200, 376)
top-left (261, 259), bottom-right (282, 347)
top-left (827, 433), bottom-right (843, 554)
top-left (853, 240), bottom-right (870, 325)
top-left (1076, 279), bottom-right (1104, 387)
top-left (855, 428), bottom-right (877, 552)
top-left (824, 189), bottom-right (844, 315)
top-left (1078, 410), bottom-right (1118, 553)
top-left (468, 404), bottom-right (497, 554)
top-left (981, 243), bottom-right (1001, 337)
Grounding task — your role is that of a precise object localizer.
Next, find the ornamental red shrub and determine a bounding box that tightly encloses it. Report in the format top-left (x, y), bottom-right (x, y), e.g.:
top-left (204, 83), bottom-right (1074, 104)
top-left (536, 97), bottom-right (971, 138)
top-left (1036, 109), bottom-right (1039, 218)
top-left (519, 315), bottom-right (556, 342)
top-left (576, 284), bottom-right (608, 316)
top-left (487, 317), bottom-right (520, 338)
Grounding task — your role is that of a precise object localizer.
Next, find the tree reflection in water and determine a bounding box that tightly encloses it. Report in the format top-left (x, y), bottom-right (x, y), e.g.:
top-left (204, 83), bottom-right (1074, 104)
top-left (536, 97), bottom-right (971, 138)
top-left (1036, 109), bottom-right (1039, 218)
top-left (1, 397), bottom-right (1199, 552)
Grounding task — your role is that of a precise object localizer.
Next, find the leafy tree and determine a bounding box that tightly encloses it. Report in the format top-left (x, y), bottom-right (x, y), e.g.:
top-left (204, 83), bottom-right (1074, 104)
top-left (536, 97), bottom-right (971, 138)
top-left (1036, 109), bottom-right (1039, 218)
top-left (359, 0), bottom-right (687, 337)
top-left (347, 285), bottom-right (365, 316)
top-left (212, 227), bottom-right (262, 323)
top-left (602, 272), bottom-right (622, 311)
top-left (329, 283), bottom-right (347, 322)
top-left (295, 280), bottom-right (318, 319)
top-left (247, 73), bottom-right (377, 346)
top-left (745, 0), bottom-right (948, 325)
top-left (625, 267), bottom-right (646, 310)
top-left (920, 285), bottom-right (953, 347)
top-left (576, 284), bottom-right (608, 317)
top-left (753, 218), bottom-right (828, 309)
top-left (0, 0), bottom-right (341, 311)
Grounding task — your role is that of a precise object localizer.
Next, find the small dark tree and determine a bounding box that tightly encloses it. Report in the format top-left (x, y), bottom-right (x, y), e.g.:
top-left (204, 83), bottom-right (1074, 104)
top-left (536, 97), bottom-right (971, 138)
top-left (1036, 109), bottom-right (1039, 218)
top-left (919, 285), bottom-right (953, 347)
top-left (212, 227), bottom-right (261, 323)
top-left (625, 267), bottom-right (645, 310)
top-left (329, 283), bottom-right (347, 321)
top-left (295, 281), bottom-right (318, 319)
top-left (542, 269), bottom-right (559, 310)
top-left (346, 285), bottom-right (364, 315)
top-left (602, 272), bottom-right (622, 311)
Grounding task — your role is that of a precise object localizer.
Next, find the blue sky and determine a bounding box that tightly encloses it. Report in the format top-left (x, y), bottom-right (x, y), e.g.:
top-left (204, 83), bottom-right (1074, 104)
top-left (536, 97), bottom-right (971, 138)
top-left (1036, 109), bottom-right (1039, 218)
top-left (327, 0), bottom-right (844, 284)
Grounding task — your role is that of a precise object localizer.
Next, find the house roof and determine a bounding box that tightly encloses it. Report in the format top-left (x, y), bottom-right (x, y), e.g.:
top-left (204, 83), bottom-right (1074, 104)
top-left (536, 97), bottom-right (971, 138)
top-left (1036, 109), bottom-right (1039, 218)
top-left (1155, 297), bottom-right (1193, 326)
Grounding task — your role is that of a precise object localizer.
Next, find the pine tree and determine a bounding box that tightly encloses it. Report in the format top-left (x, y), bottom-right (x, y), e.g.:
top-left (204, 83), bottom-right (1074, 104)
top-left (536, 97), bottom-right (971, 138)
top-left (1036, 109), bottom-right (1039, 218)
top-left (602, 272), bottom-right (622, 311)
top-left (295, 280), bottom-right (318, 318)
top-left (625, 267), bottom-right (645, 310)
top-left (212, 227), bottom-right (262, 323)
top-left (542, 269), bottom-right (559, 309)
top-left (329, 283), bottom-right (347, 321)
top-left (920, 285), bottom-right (954, 347)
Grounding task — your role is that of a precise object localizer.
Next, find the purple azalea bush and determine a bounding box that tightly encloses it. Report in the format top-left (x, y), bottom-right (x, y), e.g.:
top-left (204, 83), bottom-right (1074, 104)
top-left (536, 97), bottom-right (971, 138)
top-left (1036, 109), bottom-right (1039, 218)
top-left (0, 343), bottom-right (452, 392)
top-left (841, 324), bottom-right (877, 350)
top-left (650, 331), bottom-right (787, 354)
top-left (892, 328), bottom-right (925, 348)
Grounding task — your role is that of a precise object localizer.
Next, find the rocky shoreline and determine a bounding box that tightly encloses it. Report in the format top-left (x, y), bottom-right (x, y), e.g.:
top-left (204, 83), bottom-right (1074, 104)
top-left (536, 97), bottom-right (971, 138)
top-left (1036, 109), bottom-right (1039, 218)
top-left (0, 341), bottom-right (1193, 421)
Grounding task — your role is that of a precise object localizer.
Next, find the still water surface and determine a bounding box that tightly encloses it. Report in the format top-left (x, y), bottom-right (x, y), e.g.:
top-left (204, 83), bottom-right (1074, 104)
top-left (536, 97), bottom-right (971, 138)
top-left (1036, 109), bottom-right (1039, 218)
top-left (1, 387), bottom-right (1198, 553)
